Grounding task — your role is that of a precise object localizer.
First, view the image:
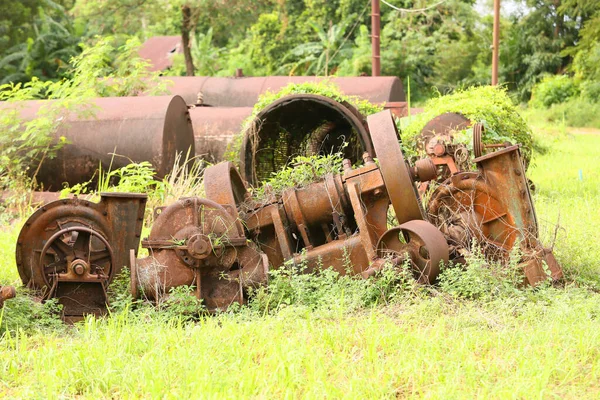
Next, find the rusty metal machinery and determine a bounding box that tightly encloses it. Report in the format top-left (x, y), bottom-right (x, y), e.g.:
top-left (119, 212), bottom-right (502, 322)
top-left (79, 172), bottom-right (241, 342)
top-left (126, 110), bottom-right (448, 310)
top-left (217, 110), bottom-right (448, 283)
top-left (417, 112), bottom-right (472, 182)
top-left (240, 93), bottom-right (373, 186)
top-left (2, 96), bottom-right (194, 190)
top-left (16, 193), bottom-right (147, 318)
top-left (159, 76), bottom-right (405, 106)
top-left (0, 285), bottom-right (16, 308)
top-left (130, 163), bottom-right (268, 311)
top-left (427, 145), bottom-right (562, 285)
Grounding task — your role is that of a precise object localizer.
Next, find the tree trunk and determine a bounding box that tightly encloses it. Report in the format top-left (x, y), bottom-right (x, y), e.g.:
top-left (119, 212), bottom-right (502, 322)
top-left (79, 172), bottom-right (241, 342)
top-left (181, 4), bottom-right (195, 76)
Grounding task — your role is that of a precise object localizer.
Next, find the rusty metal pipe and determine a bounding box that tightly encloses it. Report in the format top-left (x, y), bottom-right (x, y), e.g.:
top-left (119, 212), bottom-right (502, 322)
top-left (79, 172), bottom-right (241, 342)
top-left (188, 106), bottom-right (252, 162)
top-left (2, 96), bottom-right (194, 190)
top-left (160, 76), bottom-right (405, 106)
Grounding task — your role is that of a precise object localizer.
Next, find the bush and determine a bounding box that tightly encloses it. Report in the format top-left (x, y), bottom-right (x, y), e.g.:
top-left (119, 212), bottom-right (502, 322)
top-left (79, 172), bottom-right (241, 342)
top-left (402, 86), bottom-right (534, 163)
top-left (530, 75), bottom-right (580, 108)
top-left (580, 80), bottom-right (600, 103)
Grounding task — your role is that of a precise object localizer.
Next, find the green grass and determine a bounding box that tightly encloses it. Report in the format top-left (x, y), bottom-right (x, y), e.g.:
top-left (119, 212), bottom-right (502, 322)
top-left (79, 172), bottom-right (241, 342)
top-left (1, 124), bottom-right (600, 398)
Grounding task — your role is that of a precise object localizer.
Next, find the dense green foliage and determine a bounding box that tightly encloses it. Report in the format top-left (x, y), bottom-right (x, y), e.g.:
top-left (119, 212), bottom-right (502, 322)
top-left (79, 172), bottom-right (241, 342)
top-left (0, 0), bottom-right (598, 104)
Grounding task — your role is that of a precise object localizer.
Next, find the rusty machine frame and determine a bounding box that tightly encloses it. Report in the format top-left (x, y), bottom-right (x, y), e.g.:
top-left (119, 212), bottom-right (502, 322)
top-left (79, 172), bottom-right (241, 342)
top-left (13, 107), bottom-right (563, 318)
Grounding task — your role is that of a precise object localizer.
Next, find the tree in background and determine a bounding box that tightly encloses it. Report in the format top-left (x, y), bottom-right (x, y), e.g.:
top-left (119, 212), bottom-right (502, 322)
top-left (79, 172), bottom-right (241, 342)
top-left (0, 0), bottom-right (81, 84)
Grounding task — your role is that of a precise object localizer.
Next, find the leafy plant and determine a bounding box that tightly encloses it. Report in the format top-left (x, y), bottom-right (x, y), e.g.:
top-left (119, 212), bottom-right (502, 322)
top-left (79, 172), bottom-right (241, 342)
top-left (279, 20), bottom-right (351, 76)
top-left (530, 75), bottom-right (580, 108)
top-left (251, 152), bottom-right (344, 200)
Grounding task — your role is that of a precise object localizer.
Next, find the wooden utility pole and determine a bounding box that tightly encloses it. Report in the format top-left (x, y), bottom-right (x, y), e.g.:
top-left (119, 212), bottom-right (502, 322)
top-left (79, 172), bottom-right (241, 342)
top-left (491, 0), bottom-right (500, 85)
top-left (181, 4), bottom-right (195, 76)
top-left (371, 0), bottom-right (381, 76)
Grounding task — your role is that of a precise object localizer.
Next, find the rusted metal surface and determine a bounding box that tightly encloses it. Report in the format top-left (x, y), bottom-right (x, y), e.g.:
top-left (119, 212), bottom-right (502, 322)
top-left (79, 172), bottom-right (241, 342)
top-left (427, 145), bottom-right (562, 284)
top-left (236, 110), bottom-right (446, 280)
top-left (368, 110), bottom-right (424, 222)
top-left (375, 220), bottom-right (449, 283)
top-left (160, 76), bottom-right (405, 106)
top-left (188, 106), bottom-right (252, 162)
top-left (2, 96), bottom-right (194, 190)
top-left (0, 285), bottom-right (16, 308)
top-left (132, 186), bottom-right (268, 311)
top-left (138, 36), bottom-right (182, 72)
top-left (16, 193), bottom-right (147, 318)
top-left (240, 93), bottom-right (373, 186)
top-left (125, 110), bottom-right (448, 309)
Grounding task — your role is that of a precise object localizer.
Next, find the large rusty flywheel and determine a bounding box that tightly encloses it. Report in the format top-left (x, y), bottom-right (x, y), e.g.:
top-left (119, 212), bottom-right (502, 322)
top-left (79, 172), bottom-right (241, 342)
top-left (366, 110), bottom-right (424, 224)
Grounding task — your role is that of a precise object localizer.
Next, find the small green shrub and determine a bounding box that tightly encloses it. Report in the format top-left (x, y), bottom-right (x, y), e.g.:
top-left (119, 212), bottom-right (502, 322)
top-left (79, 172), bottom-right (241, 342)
top-left (247, 258), bottom-right (419, 315)
top-left (0, 290), bottom-right (64, 335)
top-left (251, 152), bottom-right (344, 200)
top-left (532, 97), bottom-right (600, 129)
top-left (530, 75), bottom-right (580, 108)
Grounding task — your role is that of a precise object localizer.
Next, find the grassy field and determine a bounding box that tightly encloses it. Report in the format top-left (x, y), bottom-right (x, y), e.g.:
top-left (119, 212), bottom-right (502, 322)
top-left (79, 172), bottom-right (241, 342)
top-left (0, 126), bottom-right (599, 399)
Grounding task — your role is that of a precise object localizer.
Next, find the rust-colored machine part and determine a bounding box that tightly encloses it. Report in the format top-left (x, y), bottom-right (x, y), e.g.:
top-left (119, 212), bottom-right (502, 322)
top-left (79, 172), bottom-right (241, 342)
top-left (16, 193), bottom-right (147, 318)
top-left (160, 76), bottom-right (405, 106)
top-left (131, 164), bottom-right (268, 311)
top-left (240, 94), bottom-right (373, 186)
top-left (0, 285), bottom-right (16, 308)
top-left (2, 96), bottom-right (194, 190)
top-left (417, 112), bottom-right (471, 185)
top-left (231, 110), bottom-right (449, 283)
top-left (427, 145), bottom-right (563, 285)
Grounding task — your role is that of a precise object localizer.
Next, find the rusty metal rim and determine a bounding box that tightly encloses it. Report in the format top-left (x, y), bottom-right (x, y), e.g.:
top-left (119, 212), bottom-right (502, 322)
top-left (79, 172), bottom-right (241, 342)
top-left (240, 93), bottom-right (373, 186)
top-left (16, 198), bottom-right (96, 285)
top-left (473, 144), bottom-right (520, 163)
top-left (39, 226), bottom-right (116, 287)
top-left (472, 123), bottom-right (484, 158)
top-left (418, 112), bottom-right (471, 151)
top-left (367, 110), bottom-right (424, 222)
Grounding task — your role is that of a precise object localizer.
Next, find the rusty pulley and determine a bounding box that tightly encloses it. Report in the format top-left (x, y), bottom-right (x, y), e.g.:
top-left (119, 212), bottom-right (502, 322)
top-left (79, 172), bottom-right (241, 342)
top-left (16, 193), bottom-right (147, 319)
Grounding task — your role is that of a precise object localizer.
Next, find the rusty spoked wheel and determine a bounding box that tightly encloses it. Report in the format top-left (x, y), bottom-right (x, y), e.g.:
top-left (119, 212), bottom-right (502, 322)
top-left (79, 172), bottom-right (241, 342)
top-left (367, 110), bottom-right (424, 223)
top-left (376, 220), bottom-right (449, 284)
top-left (39, 226), bottom-right (115, 290)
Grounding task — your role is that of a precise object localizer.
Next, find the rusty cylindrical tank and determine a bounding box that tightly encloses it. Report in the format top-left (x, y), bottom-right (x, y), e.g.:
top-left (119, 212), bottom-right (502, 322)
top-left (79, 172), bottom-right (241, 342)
top-left (188, 106), bottom-right (252, 162)
top-left (2, 96), bottom-right (194, 190)
top-left (239, 93), bottom-right (373, 186)
top-left (159, 76), bottom-right (405, 106)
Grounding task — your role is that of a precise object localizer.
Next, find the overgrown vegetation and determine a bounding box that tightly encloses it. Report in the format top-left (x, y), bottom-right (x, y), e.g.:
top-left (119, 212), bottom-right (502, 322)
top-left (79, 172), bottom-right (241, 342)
top-left (224, 81), bottom-right (383, 164)
top-left (401, 85), bottom-right (534, 162)
top-left (0, 121), bottom-right (599, 396)
top-left (0, 36), bottom-right (166, 192)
